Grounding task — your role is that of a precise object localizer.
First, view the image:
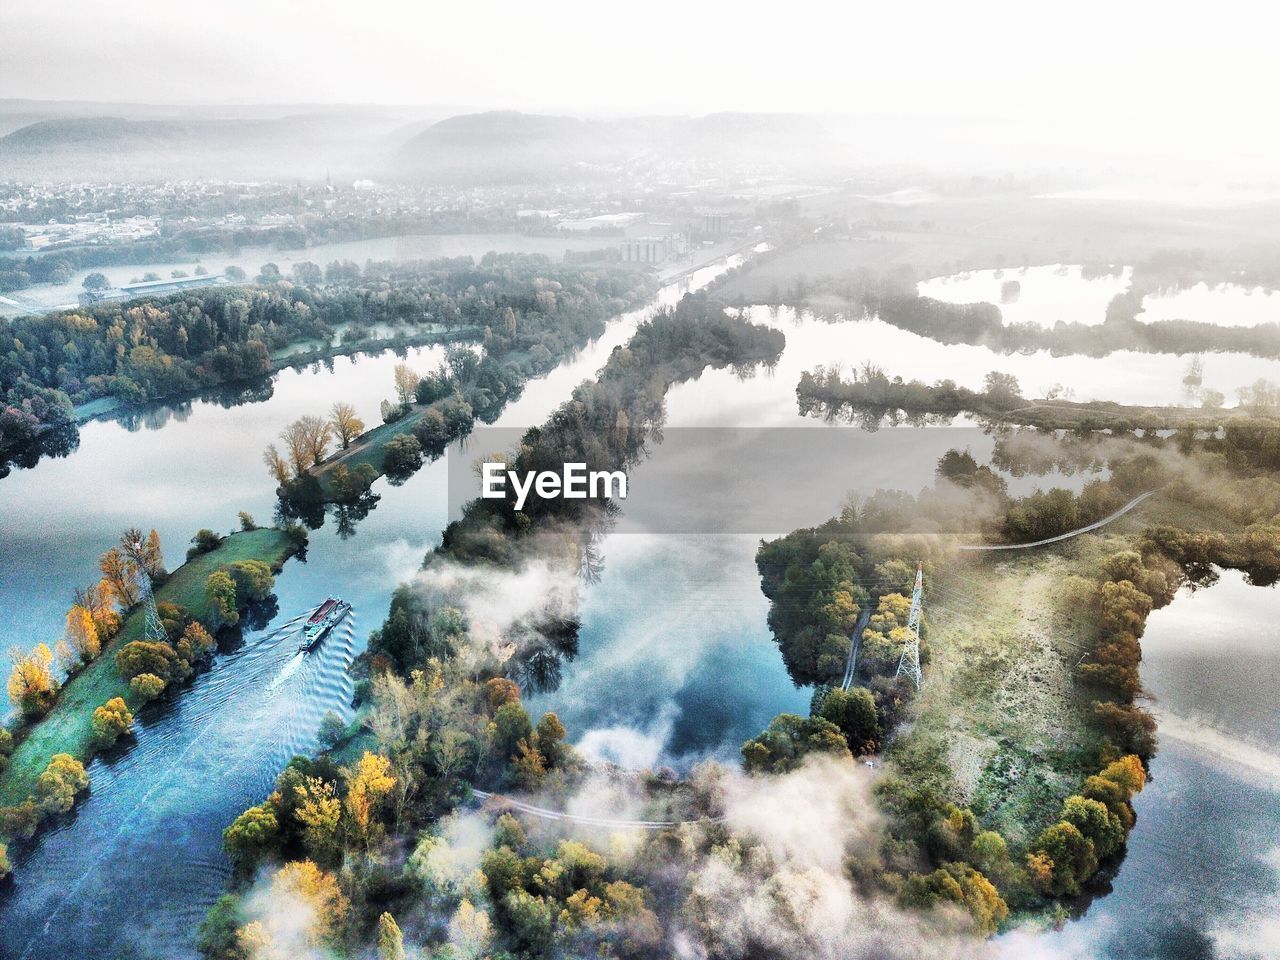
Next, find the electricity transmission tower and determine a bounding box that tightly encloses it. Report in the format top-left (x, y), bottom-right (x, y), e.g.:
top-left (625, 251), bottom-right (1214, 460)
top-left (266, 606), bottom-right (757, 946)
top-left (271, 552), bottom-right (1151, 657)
top-left (132, 544), bottom-right (168, 644)
top-left (895, 563), bottom-right (924, 690)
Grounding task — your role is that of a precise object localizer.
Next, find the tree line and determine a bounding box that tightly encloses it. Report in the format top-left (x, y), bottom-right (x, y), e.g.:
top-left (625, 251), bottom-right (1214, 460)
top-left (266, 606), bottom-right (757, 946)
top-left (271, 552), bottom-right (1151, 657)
top-left (0, 255), bottom-right (656, 455)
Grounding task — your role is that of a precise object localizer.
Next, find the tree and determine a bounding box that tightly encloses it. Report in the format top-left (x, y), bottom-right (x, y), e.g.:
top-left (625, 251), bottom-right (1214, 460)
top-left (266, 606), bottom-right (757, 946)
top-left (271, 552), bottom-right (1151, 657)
top-left (8, 643), bottom-right (58, 718)
top-left (224, 265), bottom-right (247, 282)
top-left (190, 529), bottom-right (223, 556)
top-left (115, 641), bottom-right (180, 682)
top-left (262, 443), bottom-right (292, 485)
top-left (268, 860), bottom-right (349, 947)
top-left (292, 261), bottom-right (322, 286)
top-left (535, 712), bottom-right (568, 767)
top-left (512, 738), bottom-right (547, 789)
top-left (197, 894), bottom-right (247, 960)
top-left (492, 701), bottom-right (533, 760)
top-left (35, 753), bottom-right (89, 815)
top-left (0, 801), bottom-right (39, 840)
top-left (238, 511), bottom-right (257, 532)
top-left (901, 862), bottom-right (1008, 934)
top-left (121, 528), bottom-right (164, 578)
top-left (226, 560), bottom-right (274, 603)
top-left (377, 912), bottom-right (406, 960)
top-left (205, 570), bottom-right (239, 629)
top-left (393, 363), bottom-right (421, 407)
top-left (983, 370), bottom-right (1022, 406)
top-left (223, 802), bottom-right (280, 870)
top-left (91, 696), bottom-right (134, 748)
top-left (79, 581), bottom-right (121, 639)
top-left (450, 899), bottom-right (495, 960)
top-left (382, 433), bottom-right (422, 477)
top-left (818, 686), bottom-right (879, 754)
top-left (1029, 821), bottom-right (1097, 896)
top-left (484, 677), bottom-right (521, 712)
top-left (0, 841), bottom-right (10, 882)
top-left (329, 402), bottom-right (364, 449)
top-left (99, 547), bottom-right (139, 607)
top-left (82, 272), bottom-right (110, 291)
top-left (176, 621), bottom-right (216, 666)
top-left (1061, 794), bottom-right (1125, 860)
top-left (279, 416), bottom-right (332, 475)
top-left (130, 672), bottom-right (167, 701)
top-left (740, 713), bottom-right (851, 773)
top-left (294, 776), bottom-right (343, 866)
top-left (344, 751), bottom-right (395, 845)
top-left (64, 604), bottom-right (101, 666)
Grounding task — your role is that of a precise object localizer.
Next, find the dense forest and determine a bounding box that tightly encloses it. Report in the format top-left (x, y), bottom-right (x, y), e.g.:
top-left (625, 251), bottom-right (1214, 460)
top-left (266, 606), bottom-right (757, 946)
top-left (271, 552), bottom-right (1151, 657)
top-left (0, 255), bottom-right (655, 452)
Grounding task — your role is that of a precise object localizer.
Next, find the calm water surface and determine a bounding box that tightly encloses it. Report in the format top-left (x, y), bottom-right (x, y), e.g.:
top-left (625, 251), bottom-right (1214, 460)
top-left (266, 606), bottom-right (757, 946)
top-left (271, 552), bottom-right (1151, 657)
top-left (0, 255), bottom-right (743, 959)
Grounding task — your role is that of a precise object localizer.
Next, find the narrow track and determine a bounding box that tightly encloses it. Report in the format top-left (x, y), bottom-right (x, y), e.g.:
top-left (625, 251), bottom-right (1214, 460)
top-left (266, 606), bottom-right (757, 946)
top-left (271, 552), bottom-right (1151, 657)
top-left (959, 491), bottom-right (1156, 552)
top-left (470, 788), bottom-right (724, 830)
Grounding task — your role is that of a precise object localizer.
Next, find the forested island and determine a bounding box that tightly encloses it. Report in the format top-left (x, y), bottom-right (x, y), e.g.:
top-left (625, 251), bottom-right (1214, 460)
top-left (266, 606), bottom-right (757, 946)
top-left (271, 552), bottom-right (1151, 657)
top-left (795, 362), bottom-right (1278, 432)
top-left (722, 250), bottom-right (1280, 361)
top-left (750, 415), bottom-right (1280, 929)
top-left (0, 255), bottom-right (656, 463)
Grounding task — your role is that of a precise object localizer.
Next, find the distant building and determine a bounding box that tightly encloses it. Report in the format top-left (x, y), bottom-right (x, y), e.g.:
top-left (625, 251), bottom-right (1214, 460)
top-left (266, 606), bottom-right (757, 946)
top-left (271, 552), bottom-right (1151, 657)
top-left (620, 222), bottom-right (690, 264)
top-left (621, 237), bottom-right (671, 263)
top-left (559, 212), bottom-right (644, 233)
top-left (78, 273), bottom-right (225, 306)
top-left (703, 213), bottom-right (727, 236)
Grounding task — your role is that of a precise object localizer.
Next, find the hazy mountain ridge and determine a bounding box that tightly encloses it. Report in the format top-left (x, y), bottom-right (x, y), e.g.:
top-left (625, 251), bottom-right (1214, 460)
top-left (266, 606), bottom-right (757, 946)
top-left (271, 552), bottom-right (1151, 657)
top-left (397, 109), bottom-right (837, 181)
top-left (0, 103), bottom-right (838, 182)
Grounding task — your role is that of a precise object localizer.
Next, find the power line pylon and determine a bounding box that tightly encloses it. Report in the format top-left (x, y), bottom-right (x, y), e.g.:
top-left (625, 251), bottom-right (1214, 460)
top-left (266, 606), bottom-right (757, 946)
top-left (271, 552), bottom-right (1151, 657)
top-left (132, 547), bottom-right (168, 644)
top-left (895, 563), bottom-right (923, 690)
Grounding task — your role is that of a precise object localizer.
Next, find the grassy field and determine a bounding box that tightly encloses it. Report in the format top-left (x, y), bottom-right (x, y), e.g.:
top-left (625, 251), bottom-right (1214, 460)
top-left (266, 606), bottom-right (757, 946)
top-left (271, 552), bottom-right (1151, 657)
top-left (0, 528), bottom-right (297, 807)
top-left (911, 552), bottom-right (1104, 848)
top-left (311, 402), bottom-right (443, 497)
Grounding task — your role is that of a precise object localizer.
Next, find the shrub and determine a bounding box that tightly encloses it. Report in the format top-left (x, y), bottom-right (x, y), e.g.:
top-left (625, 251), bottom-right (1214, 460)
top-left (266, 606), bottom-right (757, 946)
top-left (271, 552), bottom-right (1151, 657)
top-left (0, 800), bottom-right (39, 840)
top-left (205, 570), bottom-right (239, 629)
top-left (35, 753), bottom-right (89, 815)
top-left (188, 529), bottom-right (223, 559)
top-left (226, 560), bottom-right (274, 603)
top-left (818, 686), bottom-right (880, 755)
top-left (741, 713), bottom-right (851, 773)
top-left (116, 640), bottom-right (180, 683)
top-left (91, 697), bottom-right (134, 748)
top-left (130, 672), bottom-right (167, 701)
top-left (382, 434), bottom-right (423, 478)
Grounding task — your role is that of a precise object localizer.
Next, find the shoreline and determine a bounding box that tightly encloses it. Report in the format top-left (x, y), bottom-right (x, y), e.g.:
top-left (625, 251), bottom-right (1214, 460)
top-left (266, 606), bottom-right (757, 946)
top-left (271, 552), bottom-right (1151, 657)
top-left (0, 527), bottom-right (301, 809)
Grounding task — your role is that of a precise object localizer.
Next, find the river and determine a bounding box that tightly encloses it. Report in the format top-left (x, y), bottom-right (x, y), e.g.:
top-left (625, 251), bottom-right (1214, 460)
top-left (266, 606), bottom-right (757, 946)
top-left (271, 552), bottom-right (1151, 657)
top-left (2, 262), bottom-right (1276, 958)
top-left (0, 254), bottom-right (745, 960)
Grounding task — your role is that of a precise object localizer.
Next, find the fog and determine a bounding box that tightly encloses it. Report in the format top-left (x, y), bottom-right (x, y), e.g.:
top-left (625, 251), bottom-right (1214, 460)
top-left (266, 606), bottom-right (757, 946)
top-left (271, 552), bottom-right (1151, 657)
top-left (4, 0), bottom-right (1280, 179)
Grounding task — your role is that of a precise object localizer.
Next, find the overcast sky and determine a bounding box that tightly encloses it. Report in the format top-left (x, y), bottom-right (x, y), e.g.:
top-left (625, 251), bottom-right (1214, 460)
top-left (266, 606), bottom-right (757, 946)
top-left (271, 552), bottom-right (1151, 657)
top-left (4, 1), bottom-right (1277, 176)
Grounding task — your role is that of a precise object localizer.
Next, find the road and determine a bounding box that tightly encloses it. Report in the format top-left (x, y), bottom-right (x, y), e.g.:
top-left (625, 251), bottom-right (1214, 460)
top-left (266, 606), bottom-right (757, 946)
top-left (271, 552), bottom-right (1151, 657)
top-left (959, 491), bottom-right (1156, 552)
top-left (840, 606), bottom-right (872, 690)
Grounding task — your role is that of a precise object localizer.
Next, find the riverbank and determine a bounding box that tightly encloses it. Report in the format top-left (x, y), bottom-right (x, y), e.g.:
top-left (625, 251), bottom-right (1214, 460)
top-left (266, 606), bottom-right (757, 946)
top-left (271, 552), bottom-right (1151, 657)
top-left (0, 528), bottom-right (300, 808)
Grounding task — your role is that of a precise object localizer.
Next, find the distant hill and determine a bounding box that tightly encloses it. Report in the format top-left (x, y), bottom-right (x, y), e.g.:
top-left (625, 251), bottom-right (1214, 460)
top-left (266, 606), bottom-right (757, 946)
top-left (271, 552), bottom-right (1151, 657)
top-left (0, 104), bottom-right (457, 179)
top-left (396, 110), bottom-right (838, 182)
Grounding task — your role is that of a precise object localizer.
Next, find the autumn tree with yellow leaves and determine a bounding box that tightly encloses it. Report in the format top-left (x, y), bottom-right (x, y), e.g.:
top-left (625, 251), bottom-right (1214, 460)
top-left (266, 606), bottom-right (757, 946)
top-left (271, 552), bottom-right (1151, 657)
top-left (7, 643), bottom-right (58, 718)
top-left (329, 401), bottom-right (365, 449)
top-left (343, 751), bottom-right (396, 847)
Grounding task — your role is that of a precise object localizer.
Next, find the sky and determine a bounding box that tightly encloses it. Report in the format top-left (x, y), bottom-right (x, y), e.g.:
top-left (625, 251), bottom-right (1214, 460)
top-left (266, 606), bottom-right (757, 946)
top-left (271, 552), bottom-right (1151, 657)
top-left (3, 0), bottom-right (1278, 176)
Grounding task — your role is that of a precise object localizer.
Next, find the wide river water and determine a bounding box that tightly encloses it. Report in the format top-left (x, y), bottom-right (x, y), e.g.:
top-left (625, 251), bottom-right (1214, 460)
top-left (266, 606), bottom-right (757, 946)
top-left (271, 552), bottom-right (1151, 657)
top-left (1, 262), bottom-right (1278, 958)
top-left (0, 255), bottom-right (743, 959)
